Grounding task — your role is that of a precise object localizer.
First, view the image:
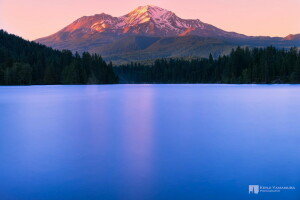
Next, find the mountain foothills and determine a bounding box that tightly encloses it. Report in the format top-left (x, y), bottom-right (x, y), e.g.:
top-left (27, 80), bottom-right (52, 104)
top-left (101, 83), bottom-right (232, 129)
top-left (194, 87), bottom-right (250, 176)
top-left (0, 30), bottom-right (300, 85)
top-left (0, 30), bottom-right (118, 85)
top-left (36, 5), bottom-right (300, 63)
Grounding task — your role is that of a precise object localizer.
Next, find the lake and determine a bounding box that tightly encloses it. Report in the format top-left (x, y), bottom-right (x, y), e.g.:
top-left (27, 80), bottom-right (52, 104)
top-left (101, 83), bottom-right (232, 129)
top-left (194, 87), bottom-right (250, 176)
top-left (0, 84), bottom-right (299, 200)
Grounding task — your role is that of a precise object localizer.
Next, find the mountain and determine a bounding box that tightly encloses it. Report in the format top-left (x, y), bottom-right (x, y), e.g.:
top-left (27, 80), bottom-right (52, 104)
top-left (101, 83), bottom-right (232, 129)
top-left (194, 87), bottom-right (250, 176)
top-left (37, 5), bottom-right (246, 41)
top-left (284, 34), bottom-right (300, 41)
top-left (36, 5), bottom-right (300, 63)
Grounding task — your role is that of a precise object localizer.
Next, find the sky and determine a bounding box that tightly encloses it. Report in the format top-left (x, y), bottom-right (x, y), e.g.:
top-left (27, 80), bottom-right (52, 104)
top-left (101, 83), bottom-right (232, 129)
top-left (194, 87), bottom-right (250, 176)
top-left (0, 0), bottom-right (299, 41)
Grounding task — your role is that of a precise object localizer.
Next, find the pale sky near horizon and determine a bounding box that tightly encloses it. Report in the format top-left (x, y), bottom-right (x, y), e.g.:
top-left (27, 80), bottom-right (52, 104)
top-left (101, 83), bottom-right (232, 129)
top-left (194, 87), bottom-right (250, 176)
top-left (0, 0), bottom-right (299, 41)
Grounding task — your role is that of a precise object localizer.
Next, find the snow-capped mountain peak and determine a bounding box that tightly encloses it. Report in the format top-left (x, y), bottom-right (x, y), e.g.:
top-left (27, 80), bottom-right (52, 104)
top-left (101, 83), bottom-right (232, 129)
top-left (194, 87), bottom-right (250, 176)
top-left (119, 5), bottom-right (181, 35)
top-left (127, 5), bottom-right (174, 21)
top-left (37, 5), bottom-right (247, 43)
top-left (34, 5), bottom-right (299, 63)
top-left (53, 5), bottom-right (224, 37)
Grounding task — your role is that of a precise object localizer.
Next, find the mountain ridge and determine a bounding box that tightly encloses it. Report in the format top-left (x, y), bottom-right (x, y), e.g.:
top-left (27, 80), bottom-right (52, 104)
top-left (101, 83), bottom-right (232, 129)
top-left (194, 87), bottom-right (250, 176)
top-left (35, 5), bottom-right (300, 63)
top-left (36, 5), bottom-right (248, 41)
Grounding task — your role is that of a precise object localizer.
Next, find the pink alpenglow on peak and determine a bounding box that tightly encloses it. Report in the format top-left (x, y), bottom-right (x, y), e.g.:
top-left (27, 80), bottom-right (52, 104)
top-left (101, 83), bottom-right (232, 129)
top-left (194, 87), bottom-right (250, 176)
top-left (1, 0), bottom-right (300, 40)
top-left (36, 5), bottom-right (244, 42)
top-left (32, 5), bottom-right (300, 63)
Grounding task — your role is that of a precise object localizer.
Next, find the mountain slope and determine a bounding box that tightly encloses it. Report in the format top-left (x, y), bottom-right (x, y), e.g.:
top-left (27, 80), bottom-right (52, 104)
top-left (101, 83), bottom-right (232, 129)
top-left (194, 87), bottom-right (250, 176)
top-left (91, 35), bottom-right (235, 64)
top-left (35, 5), bottom-right (246, 52)
top-left (37, 5), bottom-right (246, 42)
top-left (35, 5), bottom-right (300, 63)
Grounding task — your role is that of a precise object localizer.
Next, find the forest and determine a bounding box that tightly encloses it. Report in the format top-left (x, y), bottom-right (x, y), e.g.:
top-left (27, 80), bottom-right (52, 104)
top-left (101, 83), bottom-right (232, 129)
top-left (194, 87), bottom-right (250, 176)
top-left (115, 46), bottom-right (300, 84)
top-left (0, 30), bottom-right (118, 85)
top-left (1, 30), bottom-right (300, 85)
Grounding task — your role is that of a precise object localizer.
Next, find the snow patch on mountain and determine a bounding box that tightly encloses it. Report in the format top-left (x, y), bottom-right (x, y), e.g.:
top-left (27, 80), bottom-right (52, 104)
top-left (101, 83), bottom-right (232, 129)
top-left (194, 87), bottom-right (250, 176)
top-left (37, 5), bottom-right (248, 41)
top-left (81, 5), bottom-right (211, 36)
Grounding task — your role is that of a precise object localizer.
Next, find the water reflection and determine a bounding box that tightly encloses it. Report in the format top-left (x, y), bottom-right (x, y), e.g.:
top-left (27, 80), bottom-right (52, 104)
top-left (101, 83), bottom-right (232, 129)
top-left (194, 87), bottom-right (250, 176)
top-left (119, 86), bottom-right (155, 199)
top-left (0, 85), bottom-right (300, 200)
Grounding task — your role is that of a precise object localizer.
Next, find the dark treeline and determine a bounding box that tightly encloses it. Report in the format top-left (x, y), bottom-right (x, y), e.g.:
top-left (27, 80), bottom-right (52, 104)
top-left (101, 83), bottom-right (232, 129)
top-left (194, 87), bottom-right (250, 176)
top-left (0, 30), bottom-right (118, 85)
top-left (115, 46), bottom-right (300, 84)
top-left (2, 29), bottom-right (300, 85)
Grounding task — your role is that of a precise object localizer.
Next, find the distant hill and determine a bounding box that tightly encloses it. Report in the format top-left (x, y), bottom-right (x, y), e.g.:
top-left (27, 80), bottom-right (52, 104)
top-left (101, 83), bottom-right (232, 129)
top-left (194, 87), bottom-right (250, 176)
top-left (35, 5), bottom-right (300, 63)
top-left (284, 34), bottom-right (300, 41)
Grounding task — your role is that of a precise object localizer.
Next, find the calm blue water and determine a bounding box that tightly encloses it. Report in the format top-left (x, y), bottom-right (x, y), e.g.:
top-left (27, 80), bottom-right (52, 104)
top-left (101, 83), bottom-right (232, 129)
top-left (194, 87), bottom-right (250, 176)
top-left (0, 84), bottom-right (299, 200)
